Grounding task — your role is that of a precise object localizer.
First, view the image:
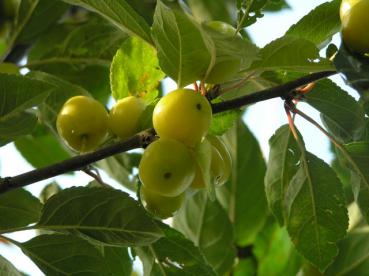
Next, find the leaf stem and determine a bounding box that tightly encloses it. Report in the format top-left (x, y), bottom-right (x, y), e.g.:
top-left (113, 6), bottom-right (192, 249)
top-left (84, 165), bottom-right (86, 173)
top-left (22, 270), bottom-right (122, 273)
top-left (81, 166), bottom-right (110, 187)
top-left (288, 102), bottom-right (368, 188)
top-left (212, 70), bottom-right (336, 113)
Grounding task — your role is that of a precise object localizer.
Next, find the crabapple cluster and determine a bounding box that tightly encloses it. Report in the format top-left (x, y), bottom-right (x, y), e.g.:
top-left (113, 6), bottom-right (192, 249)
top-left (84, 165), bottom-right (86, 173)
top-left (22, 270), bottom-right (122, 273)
top-left (138, 88), bottom-right (233, 219)
top-left (56, 95), bottom-right (146, 153)
top-left (56, 89), bottom-right (233, 220)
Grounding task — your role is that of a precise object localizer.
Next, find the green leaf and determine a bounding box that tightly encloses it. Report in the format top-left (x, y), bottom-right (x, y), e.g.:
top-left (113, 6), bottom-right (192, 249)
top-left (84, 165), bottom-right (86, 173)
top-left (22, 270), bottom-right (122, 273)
top-left (27, 17), bottom-right (128, 103)
top-left (15, 125), bottom-right (70, 168)
top-left (304, 79), bottom-right (365, 143)
top-left (174, 191), bottom-right (236, 275)
top-left (209, 108), bottom-right (241, 136)
top-left (217, 121), bottom-right (268, 246)
top-left (344, 142), bottom-right (369, 222)
top-left (29, 16), bottom-right (127, 62)
top-left (21, 234), bottom-right (108, 275)
top-left (286, 151), bottom-right (348, 271)
top-left (249, 36), bottom-right (333, 73)
top-left (102, 246), bottom-right (132, 276)
top-left (265, 125), bottom-right (300, 225)
top-left (263, 0), bottom-right (290, 12)
top-left (0, 73), bottom-right (51, 121)
top-left (151, 0), bottom-right (214, 87)
top-left (253, 218), bottom-right (302, 276)
top-left (26, 71), bottom-right (89, 130)
top-left (136, 223), bottom-right (216, 276)
top-left (0, 188), bottom-right (42, 232)
top-left (325, 228), bottom-right (369, 275)
top-left (201, 21), bottom-right (259, 83)
top-left (285, 0), bottom-right (341, 49)
top-left (333, 44), bottom-right (369, 96)
top-left (0, 0), bottom-right (28, 60)
top-left (0, 255), bottom-right (22, 276)
top-left (60, 0), bottom-right (152, 44)
top-left (186, 0), bottom-right (233, 23)
top-left (0, 112), bottom-right (37, 146)
top-left (16, 0), bottom-right (69, 44)
top-left (38, 187), bottom-right (163, 246)
top-left (110, 37), bottom-right (165, 100)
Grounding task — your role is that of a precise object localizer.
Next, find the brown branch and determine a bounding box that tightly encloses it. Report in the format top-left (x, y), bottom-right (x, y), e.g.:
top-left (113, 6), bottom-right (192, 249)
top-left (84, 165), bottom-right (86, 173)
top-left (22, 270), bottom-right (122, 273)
top-left (0, 71), bottom-right (337, 194)
top-left (0, 129), bottom-right (156, 194)
top-left (211, 70), bottom-right (336, 113)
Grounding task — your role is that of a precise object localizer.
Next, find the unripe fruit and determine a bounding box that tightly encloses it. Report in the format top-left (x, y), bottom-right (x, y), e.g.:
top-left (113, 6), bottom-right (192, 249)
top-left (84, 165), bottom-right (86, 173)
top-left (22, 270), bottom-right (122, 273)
top-left (140, 186), bottom-right (184, 219)
top-left (208, 135), bottom-right (232, 186)
top-left (108, 96), bottom-right (146, 140)
top-left (340, 0), bottom-right (369, 54)
top-left (56, 96), bottom-right (108, 153)
top-left (153, 89), bottom-right (212, 147)
top-left (139, 138), bottom-right (196, 197)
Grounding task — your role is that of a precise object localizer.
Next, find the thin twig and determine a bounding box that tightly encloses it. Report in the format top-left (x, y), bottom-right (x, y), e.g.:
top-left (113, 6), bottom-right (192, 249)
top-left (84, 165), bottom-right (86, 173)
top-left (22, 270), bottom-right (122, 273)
top-left (212, 70), bottom-right (336, 113)
top-left (0, 129), bottom-right (156, 194)
top-left (287, 102), bottom-right (368, 187)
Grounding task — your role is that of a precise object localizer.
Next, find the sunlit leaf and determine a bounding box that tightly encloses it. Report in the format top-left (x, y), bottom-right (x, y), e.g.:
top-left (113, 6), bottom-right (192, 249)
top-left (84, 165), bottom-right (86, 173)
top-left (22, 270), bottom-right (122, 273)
top-left (250, 36), bottom-right (333, 73)
top-left (110, 37), bottom-right (164, 100)
top-left (151, 0), bottom-right (214, 87)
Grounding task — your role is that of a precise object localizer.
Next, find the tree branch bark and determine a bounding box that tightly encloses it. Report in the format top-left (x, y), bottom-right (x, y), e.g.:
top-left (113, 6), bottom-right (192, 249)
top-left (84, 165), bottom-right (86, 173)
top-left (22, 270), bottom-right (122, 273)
top-left (211, 70), bottom-right (336, 113)
top-left (0, 70), bottom-right (337, 194)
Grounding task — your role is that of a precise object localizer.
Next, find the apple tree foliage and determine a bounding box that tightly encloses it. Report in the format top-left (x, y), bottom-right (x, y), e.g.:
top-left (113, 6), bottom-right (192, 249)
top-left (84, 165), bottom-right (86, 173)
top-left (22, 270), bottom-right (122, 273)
top-left (0, 0), bottom-right (369, 275)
